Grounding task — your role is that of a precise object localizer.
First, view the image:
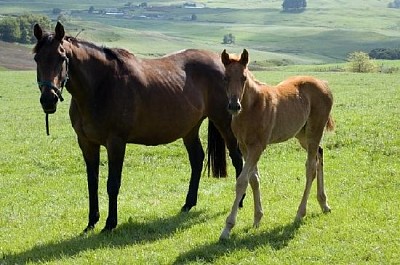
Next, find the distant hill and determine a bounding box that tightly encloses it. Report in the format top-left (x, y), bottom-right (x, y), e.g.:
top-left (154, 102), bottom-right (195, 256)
top-left (1, 0), bottom-right (400, 69)
top-left (0, 41), bottom-right (35, 70)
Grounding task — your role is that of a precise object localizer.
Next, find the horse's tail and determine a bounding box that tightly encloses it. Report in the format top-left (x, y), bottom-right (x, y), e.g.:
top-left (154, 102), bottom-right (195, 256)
top-left (322, 80), bottom-right (335, 133)
top-left (326, 115), bottom-right (335, 132)
top-left (207, 120), bottom-right (227, 178)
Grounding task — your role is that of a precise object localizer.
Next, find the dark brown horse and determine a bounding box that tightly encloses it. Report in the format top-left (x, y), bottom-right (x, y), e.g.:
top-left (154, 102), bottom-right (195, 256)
top-left (219, 49), bottom-right (334, 239)
top-left (33, 22), bottom-right (242, 232)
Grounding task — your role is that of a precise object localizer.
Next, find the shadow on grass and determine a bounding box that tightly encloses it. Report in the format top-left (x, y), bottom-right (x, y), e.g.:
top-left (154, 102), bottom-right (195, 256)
top-left (3, 210), bottom-right (207, 264)
top-left (173, 219), bottom-right (303, 264)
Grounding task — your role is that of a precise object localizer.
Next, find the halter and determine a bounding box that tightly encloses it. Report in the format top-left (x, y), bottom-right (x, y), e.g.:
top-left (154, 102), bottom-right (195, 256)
top-left (37, 56), bottom-right (69, 135)
top-left (37, 56), bottom-right (69, 102)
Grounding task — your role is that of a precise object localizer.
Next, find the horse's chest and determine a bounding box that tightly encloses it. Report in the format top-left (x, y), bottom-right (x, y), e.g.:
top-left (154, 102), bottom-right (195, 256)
top-left (70, 111), bottom-right (108, 144)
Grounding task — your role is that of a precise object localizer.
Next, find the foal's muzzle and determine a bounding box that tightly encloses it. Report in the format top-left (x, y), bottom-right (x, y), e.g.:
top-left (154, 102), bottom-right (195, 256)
top-left (227, 99), bottom-right (241, 115)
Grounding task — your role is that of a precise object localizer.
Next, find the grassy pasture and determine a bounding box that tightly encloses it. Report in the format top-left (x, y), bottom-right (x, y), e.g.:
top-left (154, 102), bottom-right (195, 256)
top-left (0, 66), bottom-right (399, 264)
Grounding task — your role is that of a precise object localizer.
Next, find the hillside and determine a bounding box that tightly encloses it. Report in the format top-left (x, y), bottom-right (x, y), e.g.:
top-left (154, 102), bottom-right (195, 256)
top-left (1, 0), bottom-right (400, 69)
top-left (0, 41), bottom-right (35, 70)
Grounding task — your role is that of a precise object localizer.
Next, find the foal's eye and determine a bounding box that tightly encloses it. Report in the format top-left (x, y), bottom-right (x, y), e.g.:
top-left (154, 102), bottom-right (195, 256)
top-left (241, 76), bottom-right (247, 82)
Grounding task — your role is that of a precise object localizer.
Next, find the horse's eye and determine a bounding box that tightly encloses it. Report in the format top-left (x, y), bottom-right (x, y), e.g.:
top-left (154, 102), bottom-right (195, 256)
top-left (241, 76), bottom-right (247, 82)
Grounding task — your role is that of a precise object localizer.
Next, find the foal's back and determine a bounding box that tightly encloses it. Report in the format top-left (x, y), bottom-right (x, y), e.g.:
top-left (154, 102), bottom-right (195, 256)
top-left (250, 76), bottom-right (333, 144)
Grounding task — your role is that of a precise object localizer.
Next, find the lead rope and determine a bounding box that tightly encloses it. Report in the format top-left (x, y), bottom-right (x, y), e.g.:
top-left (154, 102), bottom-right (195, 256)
top-left (45, 113), bottom-right (50, 136)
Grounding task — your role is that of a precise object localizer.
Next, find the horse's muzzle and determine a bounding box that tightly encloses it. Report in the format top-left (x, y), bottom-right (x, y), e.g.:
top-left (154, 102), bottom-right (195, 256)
top-left (40, 89), bottom-right (59, 114)
top-left (227, 99), bottom-right (241, 115)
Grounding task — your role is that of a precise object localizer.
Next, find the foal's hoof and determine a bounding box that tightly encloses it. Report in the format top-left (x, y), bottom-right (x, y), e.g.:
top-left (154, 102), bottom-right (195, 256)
top-left (219, 228), bottom-right (231, 241)
top-left (323, 206), bottom-right (332, 213)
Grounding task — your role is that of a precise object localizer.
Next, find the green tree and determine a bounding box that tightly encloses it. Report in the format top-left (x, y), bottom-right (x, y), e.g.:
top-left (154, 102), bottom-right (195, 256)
top-left (347, 51), bottom-right (376, 73)
top-left (222, 33), bottom-right (235, 44)
top-left (0, 13), bottom-right (51, 44)
top-left (0, 17), bottom-right (20, 42)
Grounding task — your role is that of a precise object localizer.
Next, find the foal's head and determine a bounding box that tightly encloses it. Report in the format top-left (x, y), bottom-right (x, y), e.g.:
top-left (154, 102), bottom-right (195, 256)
top-left (221, 49), bottom-right (249, 115)
top-left (33, 22), bottom-right (69, 114)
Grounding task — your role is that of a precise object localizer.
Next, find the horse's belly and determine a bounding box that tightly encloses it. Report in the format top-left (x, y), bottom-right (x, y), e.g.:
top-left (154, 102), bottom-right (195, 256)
top-left (127, 114), bottom-right (203, 146)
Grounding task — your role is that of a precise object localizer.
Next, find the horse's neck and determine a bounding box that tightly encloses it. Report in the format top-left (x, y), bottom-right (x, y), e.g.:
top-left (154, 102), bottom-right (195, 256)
top-left (67, 44), bottom-right (108, 98)
top-left (243, 74), bottom-right (263, 101)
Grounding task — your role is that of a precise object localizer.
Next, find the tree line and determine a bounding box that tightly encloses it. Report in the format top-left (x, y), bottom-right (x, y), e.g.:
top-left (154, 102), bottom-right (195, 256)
top-left (0, 14), bottom-right (51, 44)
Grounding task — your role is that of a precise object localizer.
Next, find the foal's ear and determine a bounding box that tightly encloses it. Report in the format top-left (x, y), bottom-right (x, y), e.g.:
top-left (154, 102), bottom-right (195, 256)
top-left (55, 21), bottom-right (65, 42)
top-left (221, 49), bottom-right (231, 66)
top-left (34, 24), bottom-right (43, 40)
top-left (240, 49), bottom-right (249, 66)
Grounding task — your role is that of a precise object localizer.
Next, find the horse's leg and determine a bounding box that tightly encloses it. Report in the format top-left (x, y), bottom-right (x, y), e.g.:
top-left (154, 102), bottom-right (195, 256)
top-left (249, 167), bottom-right (263, 228)
top-left (220, 144), bottom-right (262, 240)
top-left (316, 147), bottom-right (331, 213)
top-left (181, 122), bottom-right (204, 212)
top-left (78, 137), bottom-right (100, 232)
top-left (103, 136), bottom-right (126, 231)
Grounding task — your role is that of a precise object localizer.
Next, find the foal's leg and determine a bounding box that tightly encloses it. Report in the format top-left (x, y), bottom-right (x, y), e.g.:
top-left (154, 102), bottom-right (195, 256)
top-left (181, 123), bottom-right (204, 212)
top-left (316, 147), bottom-right (331, 213)
top-left (211, 120), bottom-right (245, 206)
top-left (296, 143), bottom-right (319, 220)
top-left (225, 134), bottom-right (245, 207)
top-left (103, 136), bottom-right (126, 231)
top-left (249, 167), bottom-right (263, 228)
top-left (220, 144), bottom-right (263, 240)
top-left (78, 137), bottom-right (100, 232)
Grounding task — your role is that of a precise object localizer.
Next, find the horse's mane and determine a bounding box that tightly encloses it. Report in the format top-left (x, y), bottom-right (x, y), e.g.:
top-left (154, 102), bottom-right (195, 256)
top-left (33, 33), bottom-right (135, 65)
top-left (245, 68), bottom-right (266, 87)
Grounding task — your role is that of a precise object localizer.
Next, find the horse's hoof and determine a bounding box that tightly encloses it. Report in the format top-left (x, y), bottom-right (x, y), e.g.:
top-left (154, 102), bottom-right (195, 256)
top-left (82, 225), bottom-right (95, 234)
top-left (181, 204), bottom-right (193, 212)
top-left (101, 226), bottom-right (114, 233)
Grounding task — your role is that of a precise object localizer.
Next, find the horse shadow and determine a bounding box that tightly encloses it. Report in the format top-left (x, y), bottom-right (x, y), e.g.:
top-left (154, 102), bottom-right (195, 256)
top-left (4, 210), bottom-right (207, 264)
top-left (173, 219), bottom-right (303, 264)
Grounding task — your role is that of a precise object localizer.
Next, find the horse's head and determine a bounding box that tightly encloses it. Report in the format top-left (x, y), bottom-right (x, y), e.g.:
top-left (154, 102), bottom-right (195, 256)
top-left (33, 22), bottom-right (69, 114)
top-left (221, 49), bottom-right (249, 115)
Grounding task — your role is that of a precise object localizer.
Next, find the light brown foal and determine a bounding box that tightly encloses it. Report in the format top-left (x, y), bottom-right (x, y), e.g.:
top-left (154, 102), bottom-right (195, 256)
top-left (220, 49), bottom-right (334, 240)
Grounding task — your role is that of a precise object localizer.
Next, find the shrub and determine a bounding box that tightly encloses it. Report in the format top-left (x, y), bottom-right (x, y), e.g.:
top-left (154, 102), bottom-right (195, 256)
top-left (346, 51), bottom-right (376, 73)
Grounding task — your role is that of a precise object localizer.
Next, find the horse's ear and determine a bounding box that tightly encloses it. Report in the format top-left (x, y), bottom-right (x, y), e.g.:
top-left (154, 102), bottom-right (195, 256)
top-left (240, 49), bottom-right (249, 66)
top-left (221, 49), bottom-right (230, 66)
top-left (55, 21), bottom-right (65, 42)
top-left (34, 24), bottom-right (43, 40)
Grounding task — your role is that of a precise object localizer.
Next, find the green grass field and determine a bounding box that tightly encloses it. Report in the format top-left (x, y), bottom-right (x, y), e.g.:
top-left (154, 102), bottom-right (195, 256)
top-left (0, 1), bottom-right (399, 264)
top-left (0, 66), bottom-right (399, 264)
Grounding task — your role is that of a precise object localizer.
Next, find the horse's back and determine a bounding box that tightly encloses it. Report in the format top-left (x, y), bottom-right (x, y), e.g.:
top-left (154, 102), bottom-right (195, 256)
top-left (122, 49), bottom-right (226, 145)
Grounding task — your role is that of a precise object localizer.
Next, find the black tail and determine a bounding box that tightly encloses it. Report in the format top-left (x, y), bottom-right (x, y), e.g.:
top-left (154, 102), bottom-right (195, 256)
top-left (207, 120), bottom-right (227, 178)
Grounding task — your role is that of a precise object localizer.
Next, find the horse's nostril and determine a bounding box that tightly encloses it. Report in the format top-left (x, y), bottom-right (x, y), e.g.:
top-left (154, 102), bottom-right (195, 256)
top-left (228, 102), bottom-right (241, 112)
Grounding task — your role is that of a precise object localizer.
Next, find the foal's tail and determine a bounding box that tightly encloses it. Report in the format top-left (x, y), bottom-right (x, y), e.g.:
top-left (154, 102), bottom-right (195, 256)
top-left (207, 120), bottom-right (227, 178)
top-left (326, 115), bottom-right (335, 132)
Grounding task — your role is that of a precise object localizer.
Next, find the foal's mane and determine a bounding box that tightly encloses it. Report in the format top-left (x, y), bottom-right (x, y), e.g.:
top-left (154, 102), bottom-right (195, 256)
top-left (227, 54), bottom-right (267, 88)
top-left (245, 69), bottom-right (266, 87)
